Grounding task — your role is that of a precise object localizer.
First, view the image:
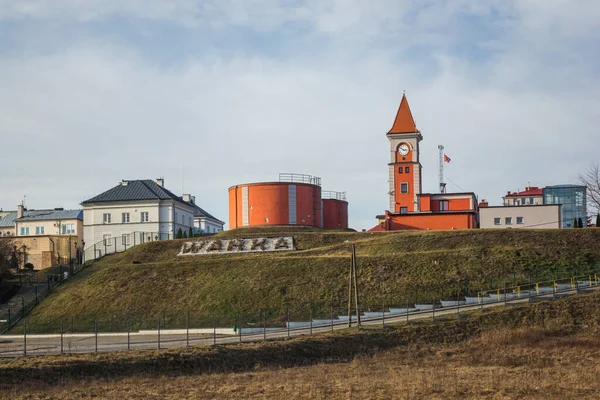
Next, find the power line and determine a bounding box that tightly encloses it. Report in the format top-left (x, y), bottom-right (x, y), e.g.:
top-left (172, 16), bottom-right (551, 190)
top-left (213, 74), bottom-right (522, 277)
top-left (444, 175), bottom-right (466, 192)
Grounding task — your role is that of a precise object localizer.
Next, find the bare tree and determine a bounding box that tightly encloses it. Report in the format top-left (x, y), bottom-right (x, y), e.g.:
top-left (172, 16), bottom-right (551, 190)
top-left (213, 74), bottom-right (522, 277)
top-left (579, 162), bottom-right (600, 216)
top-left (0, 238), bottom-right (15, 286)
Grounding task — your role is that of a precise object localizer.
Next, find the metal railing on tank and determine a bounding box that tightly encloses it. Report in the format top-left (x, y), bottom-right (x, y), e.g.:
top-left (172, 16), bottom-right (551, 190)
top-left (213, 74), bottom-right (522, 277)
top-left (279, 173), bottom-right (321, 187)
top-left (322, 191), bottom-right (347, 201)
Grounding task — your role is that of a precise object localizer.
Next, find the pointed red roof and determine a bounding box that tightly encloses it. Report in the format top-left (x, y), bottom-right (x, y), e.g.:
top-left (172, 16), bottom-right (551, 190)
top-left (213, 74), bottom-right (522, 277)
top-left (388, 94), bottom-right (418, 134)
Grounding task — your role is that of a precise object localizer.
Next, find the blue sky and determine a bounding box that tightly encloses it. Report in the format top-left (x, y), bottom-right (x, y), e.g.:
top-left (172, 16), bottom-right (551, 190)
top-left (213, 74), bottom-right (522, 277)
top-left (1, 0), bottom-right (599, 230)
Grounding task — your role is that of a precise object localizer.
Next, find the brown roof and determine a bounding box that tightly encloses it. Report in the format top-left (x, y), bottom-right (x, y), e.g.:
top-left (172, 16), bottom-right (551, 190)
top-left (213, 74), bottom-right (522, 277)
top-left (388, 93), bottom-right (419, 134)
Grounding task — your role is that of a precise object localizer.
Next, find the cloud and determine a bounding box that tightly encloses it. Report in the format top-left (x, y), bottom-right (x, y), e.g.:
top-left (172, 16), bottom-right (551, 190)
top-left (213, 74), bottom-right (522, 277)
top-left (0, 0), bottom-right (599, 230)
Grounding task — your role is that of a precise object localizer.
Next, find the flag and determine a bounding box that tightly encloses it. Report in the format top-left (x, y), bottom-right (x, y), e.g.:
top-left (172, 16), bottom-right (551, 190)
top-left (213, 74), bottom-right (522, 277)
top-left (444, 154), bottom-right (451, 163)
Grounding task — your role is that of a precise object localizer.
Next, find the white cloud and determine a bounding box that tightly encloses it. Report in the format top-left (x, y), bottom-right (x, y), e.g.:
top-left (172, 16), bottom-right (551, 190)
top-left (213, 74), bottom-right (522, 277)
top-left (0, 0), bottom-right (599, 229)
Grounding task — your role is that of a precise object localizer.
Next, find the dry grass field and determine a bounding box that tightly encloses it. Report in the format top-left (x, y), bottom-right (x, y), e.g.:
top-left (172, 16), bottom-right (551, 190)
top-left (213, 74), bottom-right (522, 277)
top-left (2, 291), bottom-right (600, 399)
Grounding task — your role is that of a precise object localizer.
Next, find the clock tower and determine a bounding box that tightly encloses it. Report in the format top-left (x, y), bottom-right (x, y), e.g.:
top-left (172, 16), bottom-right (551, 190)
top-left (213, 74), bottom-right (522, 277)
top-left (387, 93), bottom-right (423, 213)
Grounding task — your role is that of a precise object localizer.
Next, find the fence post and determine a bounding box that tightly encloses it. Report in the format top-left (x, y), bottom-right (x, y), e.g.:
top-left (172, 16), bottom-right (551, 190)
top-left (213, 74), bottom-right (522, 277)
top-left (35, 286), bottom-right (38, 304)
top-left (114, 237), bottom-right (117, 254)
top-left (329, 306), bottom-right (333, 332)
top-left (94, 316), bottom-right (98, 353)
top-left (432, 297), bottom-right (435, 321)
top-left (262, 310), bottom-right (266, 341)
top-left (60, 321), bottom-right (64, 355)
top-left (127, 320), bottom-right (130, 351)
top-left (213, 311), bottom-right (216, 346)
top-left (286, 306), bottom-right (290, 339)
top-left (406, 300), bottom-right (409, 323)
top-left (157, 318), bottom-right (161, 350)
top-left (23, 322), bottom-right (27, 357)
top-left (504, 283), bottom-right (507, 307)
top-left (238, 311), bottom-right (241, 343)
top-left (186, 310), bottom-right (190, 349)
top-left (309, 305), bottom-right (313, 335)
top-left (21, 297), bottom-right (25, 318)
top-left (382, 298), bottom-right (386, 328)
top-left (457, 290), bottom-right (460, 317)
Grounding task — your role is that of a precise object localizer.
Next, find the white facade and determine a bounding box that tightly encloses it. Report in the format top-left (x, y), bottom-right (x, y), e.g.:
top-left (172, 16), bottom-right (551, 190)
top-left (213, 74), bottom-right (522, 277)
top-left (82, 180), bottom-right (197, 247)
top-left (194, 217), bottom-right (224, 234)
top-left (503, 195), bottom-right (543, 206)
top-left (480, 205), bottom-right (562, 229)
top-left (83, 200), bottom-right (195, 246)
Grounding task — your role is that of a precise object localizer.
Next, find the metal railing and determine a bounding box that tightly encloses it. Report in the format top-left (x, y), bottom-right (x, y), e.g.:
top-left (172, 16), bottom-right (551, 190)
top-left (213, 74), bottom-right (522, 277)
top-left (279, 173), bottom-right (321, 186)
top-left (83, 232), bottom-right (174, 263)
top-left (322, 191), bottom-right (347, 201)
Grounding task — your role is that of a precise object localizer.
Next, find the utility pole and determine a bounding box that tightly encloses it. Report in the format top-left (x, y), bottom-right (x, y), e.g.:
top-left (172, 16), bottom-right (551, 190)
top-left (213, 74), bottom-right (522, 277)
top-left (347, 252), bottom-right (353, 328)
top-left (352, 244), bottom-right (361, 328)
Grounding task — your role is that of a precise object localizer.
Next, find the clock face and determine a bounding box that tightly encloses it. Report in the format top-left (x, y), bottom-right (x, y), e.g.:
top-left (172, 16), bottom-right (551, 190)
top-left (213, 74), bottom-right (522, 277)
top-left (398, 144), bottom-right (410, 156)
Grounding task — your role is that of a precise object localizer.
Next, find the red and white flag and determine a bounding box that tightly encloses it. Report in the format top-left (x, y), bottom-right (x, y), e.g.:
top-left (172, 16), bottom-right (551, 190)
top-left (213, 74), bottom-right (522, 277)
top-left (444, 154), bottom-right (451, 163)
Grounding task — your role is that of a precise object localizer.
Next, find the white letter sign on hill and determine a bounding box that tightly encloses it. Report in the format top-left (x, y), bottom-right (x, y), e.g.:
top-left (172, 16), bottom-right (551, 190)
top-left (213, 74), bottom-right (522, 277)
top-left (177, 237), bottom-right (294, 256)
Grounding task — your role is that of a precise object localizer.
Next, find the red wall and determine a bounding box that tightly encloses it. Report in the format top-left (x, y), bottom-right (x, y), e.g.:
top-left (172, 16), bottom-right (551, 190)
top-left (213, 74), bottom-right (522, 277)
top-left (228, 183), bottom-right (322, 229)
top-left (322, 199), bottom-right (349, 229)
top-left (388, 213), bottom-right (475, 230)
top-left (248, 184), bottom-right (290, 226)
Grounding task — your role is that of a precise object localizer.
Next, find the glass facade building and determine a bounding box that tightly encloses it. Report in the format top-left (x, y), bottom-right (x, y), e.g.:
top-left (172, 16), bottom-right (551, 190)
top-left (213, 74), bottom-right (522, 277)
top-left (543, 185), bottom-right (587, 228)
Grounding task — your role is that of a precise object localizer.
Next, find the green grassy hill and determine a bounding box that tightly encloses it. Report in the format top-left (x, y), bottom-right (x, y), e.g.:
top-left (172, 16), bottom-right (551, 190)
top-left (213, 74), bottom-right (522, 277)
top-left (23, 228), bottom-right (600, 328)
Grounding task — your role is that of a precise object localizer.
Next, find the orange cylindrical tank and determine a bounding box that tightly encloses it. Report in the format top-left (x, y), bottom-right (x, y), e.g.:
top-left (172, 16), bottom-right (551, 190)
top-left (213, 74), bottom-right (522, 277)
top-left (322, 199), bottom-right (349, 229)
top-left (228, 181), bottom-right (322, 229)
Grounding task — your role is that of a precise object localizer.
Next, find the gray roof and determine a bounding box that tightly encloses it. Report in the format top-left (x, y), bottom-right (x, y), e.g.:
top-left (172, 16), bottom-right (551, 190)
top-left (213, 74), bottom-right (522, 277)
top-left (17, 209), bottom-right (83, 222)
top-left (82, 180), bottom-right (190, 205)
top-left (0, 212), bottom-right (17, 228)
top-left (191, 203), bottom-right (224, 224)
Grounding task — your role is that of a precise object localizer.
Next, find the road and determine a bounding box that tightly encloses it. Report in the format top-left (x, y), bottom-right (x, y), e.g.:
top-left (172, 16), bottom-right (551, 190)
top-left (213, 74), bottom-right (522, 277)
top-left (0, 286), bottom-right (597, 358)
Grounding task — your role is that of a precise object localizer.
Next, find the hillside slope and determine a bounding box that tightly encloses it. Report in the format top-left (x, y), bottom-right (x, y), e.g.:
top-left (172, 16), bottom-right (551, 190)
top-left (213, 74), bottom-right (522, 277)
top-left (24, 228), bottom-right (600, 324)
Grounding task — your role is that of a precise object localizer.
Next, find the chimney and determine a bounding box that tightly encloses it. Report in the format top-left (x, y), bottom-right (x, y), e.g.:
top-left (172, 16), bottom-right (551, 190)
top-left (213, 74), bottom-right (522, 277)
top-left (17, 204), bottom-right (23, 218)
top-left (182, 194), bottom-right (195, 204)
top-left (120, 179), bottom-right (129, 186)
top-left (156, 178), bottom-right (164, 187)
top-left (479, 199), bottom-right (489, 208)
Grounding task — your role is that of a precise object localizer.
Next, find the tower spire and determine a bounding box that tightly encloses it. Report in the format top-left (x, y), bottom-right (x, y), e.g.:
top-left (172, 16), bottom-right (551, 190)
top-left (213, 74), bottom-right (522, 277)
top-left (388, 93), bottom-right (418, 134)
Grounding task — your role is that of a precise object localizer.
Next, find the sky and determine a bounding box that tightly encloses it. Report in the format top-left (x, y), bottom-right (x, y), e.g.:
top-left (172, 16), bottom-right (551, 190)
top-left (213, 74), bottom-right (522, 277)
top-left (0, 0), bottom-right (599, 230)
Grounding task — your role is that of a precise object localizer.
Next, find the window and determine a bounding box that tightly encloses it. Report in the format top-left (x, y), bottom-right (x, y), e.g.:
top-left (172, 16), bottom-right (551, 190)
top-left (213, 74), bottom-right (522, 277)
top-left (400, 183), bottom-right (409, 194)
top-left (61, 224), bottom-right (75, 234)
top-left (515, 199), bottom-right (520, 206)
top-left (517, 217), bottom-right (524, 224)
top-left (103, 213), bottom-right (111, 224)
top-left (439, 200), bottom-right (449, 211)
top-left (122, 213), bottom-right (130, 223)
top-left (398, 168), bottom-right (403, 174)
top-left (529, 197), bottom-right (535, 205)
top-left (400, 207), bottom-right (408, 214)
top-left (494, 218), bottom-right (501, 225)
top-left (141, 212), bottom-right (149, 222)
top-left (35, 226), bottom-right (45, 234)
top-left (405, 167), bottom-right (410, 173)
top-left (103, 234), bottom-right (112, 246)
top-left (505, 217), bottom-right (512, 225)
top-left (20, 227), bottom-right (30, 235)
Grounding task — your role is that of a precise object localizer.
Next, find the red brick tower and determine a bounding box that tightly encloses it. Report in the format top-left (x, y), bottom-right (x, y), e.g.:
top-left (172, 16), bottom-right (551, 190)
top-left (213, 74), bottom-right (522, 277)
top-left (387, 94), bottom-right (423, 213)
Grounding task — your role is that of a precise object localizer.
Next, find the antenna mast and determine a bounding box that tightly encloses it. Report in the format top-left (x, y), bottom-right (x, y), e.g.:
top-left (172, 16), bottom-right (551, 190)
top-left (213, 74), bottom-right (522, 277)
top-left (438, 145), bottom-right (446, 193)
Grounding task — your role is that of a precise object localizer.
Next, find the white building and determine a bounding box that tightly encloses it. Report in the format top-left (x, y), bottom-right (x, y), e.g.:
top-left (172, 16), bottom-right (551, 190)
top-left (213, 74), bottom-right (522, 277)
top-left (81, 179), bottom-right (197, 250)
top-left (479, 204), bottom-right (562, 229)
top-left (182, 194), bottom-right (225, 234)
